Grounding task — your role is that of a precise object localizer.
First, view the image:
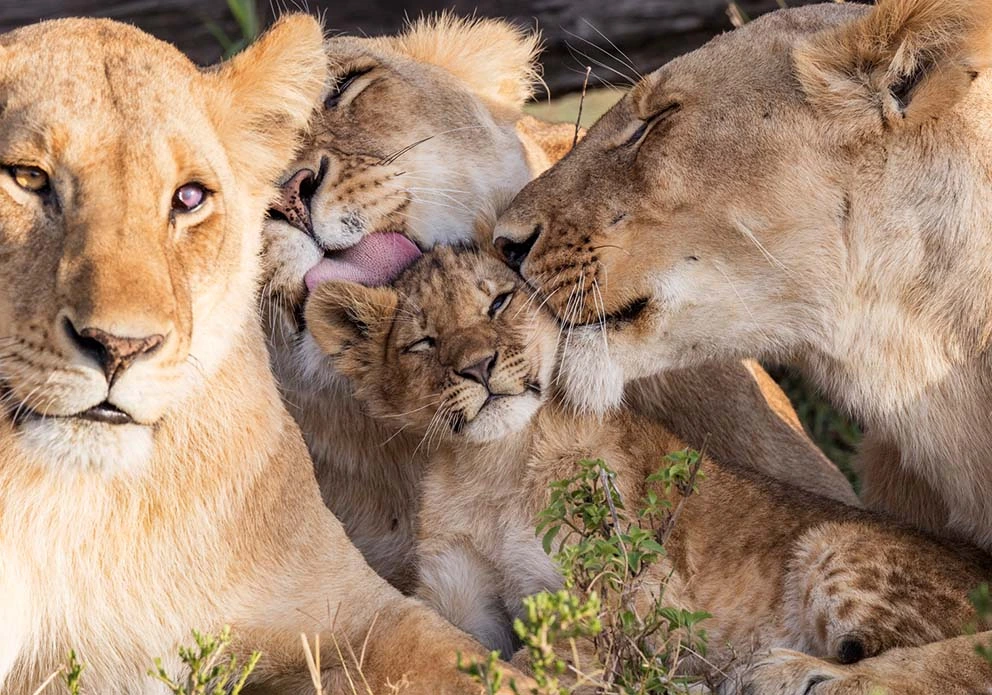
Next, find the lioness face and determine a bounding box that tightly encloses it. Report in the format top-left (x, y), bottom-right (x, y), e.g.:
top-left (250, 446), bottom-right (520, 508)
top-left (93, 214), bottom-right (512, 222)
top-left (0, 17), bottom-right (325, 471)
top-left (260, 17), bottom-right (539, 379)
top-left (495, 1), bottom-right (992, 412)
top-left (305, 247), bottom-right (557, 443)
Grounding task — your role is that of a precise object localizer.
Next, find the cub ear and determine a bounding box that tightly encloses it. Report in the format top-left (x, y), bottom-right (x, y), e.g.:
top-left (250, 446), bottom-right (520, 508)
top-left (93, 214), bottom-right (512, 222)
top-left (305, 281), bottom-right (398, 360)
top-left (206, 14), bottom-right (328, 192)
top-left (795, 0), bottom-right (992, 129)
top-left (387, 13), bottom-right (542, 107)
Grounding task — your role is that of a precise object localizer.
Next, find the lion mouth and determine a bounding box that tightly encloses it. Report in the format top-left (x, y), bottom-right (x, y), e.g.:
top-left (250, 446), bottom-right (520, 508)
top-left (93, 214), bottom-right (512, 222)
top-left (9, 397), bottom-right (136, 427)
top-left (559, 297), bottom-right (650, 329)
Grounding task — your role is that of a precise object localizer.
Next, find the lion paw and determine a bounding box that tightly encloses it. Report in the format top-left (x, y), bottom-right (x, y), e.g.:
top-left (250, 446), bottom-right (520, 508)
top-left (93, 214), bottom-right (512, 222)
top-left (720, 649), bottom-right (881, 695)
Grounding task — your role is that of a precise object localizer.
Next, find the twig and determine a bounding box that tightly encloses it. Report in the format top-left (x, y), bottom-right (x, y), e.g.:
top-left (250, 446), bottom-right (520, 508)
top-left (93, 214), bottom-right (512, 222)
top-left (573, 66), bottom-right (592, 149)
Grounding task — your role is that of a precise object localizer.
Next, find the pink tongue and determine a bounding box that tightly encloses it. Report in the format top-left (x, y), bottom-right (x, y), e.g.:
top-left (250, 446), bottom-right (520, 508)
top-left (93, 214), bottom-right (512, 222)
top-left (304, 232), bottom-right (422, 291)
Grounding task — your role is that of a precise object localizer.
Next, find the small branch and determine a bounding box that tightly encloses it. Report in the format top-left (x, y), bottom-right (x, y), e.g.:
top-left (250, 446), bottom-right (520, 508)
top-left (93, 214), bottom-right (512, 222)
top-left (573, 65), bottom-right (592, 149)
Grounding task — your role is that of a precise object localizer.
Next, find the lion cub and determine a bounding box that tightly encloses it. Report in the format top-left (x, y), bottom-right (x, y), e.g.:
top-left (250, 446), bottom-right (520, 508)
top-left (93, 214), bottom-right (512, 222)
top-left (305, 247), bottom-right (991, 674)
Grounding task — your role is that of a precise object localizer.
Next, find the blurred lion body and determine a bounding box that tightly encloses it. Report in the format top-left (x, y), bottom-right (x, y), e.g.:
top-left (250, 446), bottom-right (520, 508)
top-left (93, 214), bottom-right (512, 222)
top-left (261, 15), bottom-right (854, 591)
top-left (0, 17), bottom-right (504, 694)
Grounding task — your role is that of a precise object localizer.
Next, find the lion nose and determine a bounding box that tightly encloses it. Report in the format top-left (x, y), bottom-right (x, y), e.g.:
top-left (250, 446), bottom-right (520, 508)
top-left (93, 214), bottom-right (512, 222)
top-left (494, 222), bottom-right (542, 272)
top-left (268, 167), bottom-right (316, 235)
top-left (457, 353), bottom-right (496, 388)
top-left (64, 318), bottom-right (164, 385)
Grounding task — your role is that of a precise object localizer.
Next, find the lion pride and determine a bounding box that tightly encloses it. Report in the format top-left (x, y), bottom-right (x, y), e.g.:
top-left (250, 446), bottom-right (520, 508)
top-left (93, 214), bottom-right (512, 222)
top-left (0, 15), bottom-right (512, 694)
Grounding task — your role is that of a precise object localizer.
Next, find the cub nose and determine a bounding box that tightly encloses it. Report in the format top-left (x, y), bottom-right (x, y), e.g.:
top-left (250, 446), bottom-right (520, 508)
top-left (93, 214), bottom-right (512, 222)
top-left (494, 222), bottom-right (542, 272)
top-left (64, 318), bottom-right (164, 385)
top-left (268, 167), bottom-right (317, 235)
top-left (457, 353), bottom-right (496, 388)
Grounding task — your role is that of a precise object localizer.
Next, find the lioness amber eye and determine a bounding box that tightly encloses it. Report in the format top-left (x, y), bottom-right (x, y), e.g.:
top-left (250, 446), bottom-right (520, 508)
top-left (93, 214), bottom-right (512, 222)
top-left (9, 165), bottom-right (49, 193)
top-left (488, 292), bottom-right (513, 319)
top-left (173, 183), bottom-right (207, 212)
top-left (403, 337), bottom-right (436, 354)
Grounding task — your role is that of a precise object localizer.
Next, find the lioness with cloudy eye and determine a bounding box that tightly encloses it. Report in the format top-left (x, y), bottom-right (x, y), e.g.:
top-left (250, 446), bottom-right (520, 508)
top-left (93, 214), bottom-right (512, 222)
top-left (0, 16), bottom-right (517, 694)
top-left (261, 15), bottom-right (855, 592)
top-left (305, 245), bottom-right (992, 680)
top-left (495, 0), bottom-right (992, 690)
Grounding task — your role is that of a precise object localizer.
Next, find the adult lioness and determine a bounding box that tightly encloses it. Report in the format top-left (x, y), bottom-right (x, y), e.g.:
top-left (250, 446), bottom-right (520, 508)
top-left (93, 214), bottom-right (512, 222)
top-left (0, 16), bottom-right (507, 694)
top-left (261, 15), bottom-right (854, 591)
top-left (495, 0), bottom-right (992, 690)
top-left (304, 245), bottom-right (992, 682)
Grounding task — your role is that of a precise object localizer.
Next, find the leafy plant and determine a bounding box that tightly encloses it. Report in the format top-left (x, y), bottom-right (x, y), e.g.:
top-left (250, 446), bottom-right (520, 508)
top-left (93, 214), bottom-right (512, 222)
top-left (461, 452), bottom-right (709, 694)
top-left (149, 626), bottom-right (261, 695)
top-left (969, 583), bottom-right (992, 663)
top-left (63, 650), bottom-right (85, 695)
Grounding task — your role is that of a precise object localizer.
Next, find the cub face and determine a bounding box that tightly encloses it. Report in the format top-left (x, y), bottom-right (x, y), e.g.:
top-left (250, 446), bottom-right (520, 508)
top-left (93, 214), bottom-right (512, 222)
top-left (0, 17), bottom-right (326, 471)
top-left (494, 0), bottom-right (992, 413)
top-left (305, 246), bottom-right (557, 443)
top-left (261, 16), bottom-right (540, 367)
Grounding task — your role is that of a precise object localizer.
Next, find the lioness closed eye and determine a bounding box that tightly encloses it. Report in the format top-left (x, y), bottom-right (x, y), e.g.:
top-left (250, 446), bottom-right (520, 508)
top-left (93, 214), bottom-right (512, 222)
top-left (305, 245), bottom-right (992, 683)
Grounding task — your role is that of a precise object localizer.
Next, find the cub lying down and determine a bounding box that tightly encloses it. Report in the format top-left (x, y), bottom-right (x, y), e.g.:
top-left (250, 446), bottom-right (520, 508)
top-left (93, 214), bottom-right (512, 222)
top-left (305, 246), bottom-right (991, 677)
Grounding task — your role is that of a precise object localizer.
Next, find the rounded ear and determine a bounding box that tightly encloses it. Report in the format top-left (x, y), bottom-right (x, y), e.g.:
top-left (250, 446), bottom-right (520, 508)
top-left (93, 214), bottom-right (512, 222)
top-left (206, 13), bottom-right (328, 192)
top-left (795, 0), bottom-right (992, 130)
top-left (384, 13), bottom-right (542, 107)
top-left (305, 281), bottom-right (399, 360)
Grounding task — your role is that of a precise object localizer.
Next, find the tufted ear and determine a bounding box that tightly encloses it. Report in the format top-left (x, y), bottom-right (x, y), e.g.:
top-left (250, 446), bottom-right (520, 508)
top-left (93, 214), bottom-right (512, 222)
top-left (206, 13), bottom-right (328, 192)
top-left (386, 13), bottom-right (542, 107)
top-left (795, 0), bottom-right (992, 130)
top-left (305, 281), bottom-right (398, 361)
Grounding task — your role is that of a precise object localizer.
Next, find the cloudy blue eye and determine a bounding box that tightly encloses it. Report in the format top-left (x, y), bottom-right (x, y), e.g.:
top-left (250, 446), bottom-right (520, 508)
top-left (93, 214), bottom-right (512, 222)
top-left (173, 183), bottom-right (207, 212)
top-left (488, 292), bottom-right (512, 318)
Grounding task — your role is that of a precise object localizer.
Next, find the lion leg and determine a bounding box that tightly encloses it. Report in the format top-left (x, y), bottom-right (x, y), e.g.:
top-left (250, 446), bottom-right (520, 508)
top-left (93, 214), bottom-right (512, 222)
top-left (724, 634), bottom-right (992, 695)
top-left (416, 538), bottom-right (517, 658)
top-left (783, 522), bottom-right (981, 663)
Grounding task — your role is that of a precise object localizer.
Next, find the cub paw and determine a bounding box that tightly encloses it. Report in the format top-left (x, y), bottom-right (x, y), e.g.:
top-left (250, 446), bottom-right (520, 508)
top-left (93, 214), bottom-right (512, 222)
top-left (720, 649), bottom-right (877, 695)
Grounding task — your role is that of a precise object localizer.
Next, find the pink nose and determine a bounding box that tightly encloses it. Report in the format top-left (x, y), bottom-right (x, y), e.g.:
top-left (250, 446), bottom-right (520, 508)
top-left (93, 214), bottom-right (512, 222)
top-left (269, 168), bottom-right (315, 235)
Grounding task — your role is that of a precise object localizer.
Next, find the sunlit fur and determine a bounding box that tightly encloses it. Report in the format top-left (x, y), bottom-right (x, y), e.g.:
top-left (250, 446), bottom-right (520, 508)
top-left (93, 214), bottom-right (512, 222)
top-left (497, 0), bottom-right (992, 688)
top-left (0, 17), bottom-right (506, 694)
top-left (261, 15), bottom-right (856, 590)
top-left (307, 246), bottom-right (992, 686)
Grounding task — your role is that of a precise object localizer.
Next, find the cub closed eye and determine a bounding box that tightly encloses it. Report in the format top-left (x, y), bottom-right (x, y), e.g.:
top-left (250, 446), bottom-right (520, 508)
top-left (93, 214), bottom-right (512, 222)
top-left (8, 165), bottom-right (50, 194)
top-left (488, 292), bottom-right (513, 319)
top-left (172, 182), bottom-right (208, 213)
top-left (325, 68), bottom-right (373, 109)
top-left (403, 336), bottom-right (436, 354)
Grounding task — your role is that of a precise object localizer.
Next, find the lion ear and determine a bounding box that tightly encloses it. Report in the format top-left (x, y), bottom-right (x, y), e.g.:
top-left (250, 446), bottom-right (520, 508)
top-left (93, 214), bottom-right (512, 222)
top-left (206, 14), bottom-right (328, 191)
top-left (387, 13), bottom-right (542, 107)
top-left (305, 282), bottom-right (399, 360)
top-left (795, 0), bottom-right (992, 129)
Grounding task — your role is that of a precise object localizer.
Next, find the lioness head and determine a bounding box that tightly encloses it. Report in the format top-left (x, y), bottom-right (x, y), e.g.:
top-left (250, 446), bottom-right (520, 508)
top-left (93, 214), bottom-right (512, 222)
top-left (304, 246), bottom-right (556, 443)
top-left (261, 15), bottom-right (543, 379)
top-left (0, 16), bottom-right (325, 471)
top-left (495, 0), bottom-right (992, 413)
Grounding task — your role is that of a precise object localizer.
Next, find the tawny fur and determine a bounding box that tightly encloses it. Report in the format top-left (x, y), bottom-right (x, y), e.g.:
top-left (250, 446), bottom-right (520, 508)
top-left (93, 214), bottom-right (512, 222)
top-left (260, 15), bottom-right (855, 591)
top-left (0, 17), bottom-right (512, 694)
top-left (305, 247), bottom-right (992, 687)
top-left (495, 0), bottom-right (992, 690)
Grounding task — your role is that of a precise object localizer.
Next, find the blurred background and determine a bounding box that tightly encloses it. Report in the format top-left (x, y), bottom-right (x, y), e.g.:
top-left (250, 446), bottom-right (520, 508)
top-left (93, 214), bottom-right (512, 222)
top-left (0, 0), bottom-right (864, 480)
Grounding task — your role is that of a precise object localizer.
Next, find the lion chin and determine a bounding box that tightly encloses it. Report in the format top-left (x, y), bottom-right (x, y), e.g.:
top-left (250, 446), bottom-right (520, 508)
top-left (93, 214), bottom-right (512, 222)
top-left (15, 419), bottom-right (154, 474)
